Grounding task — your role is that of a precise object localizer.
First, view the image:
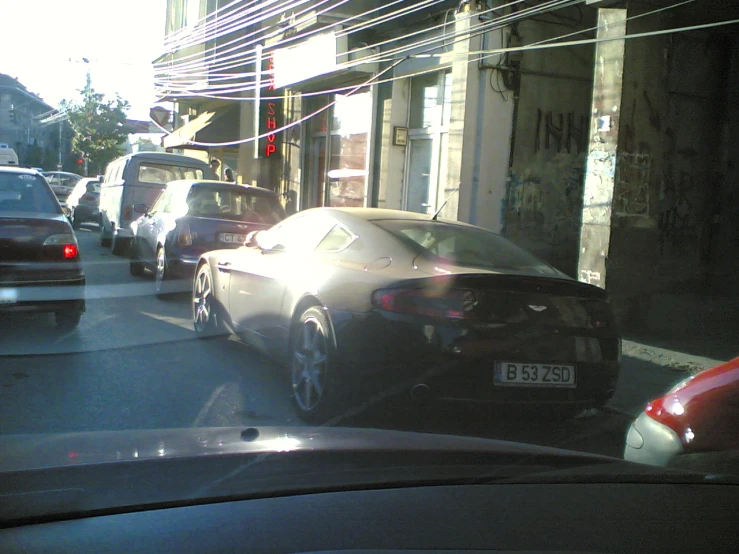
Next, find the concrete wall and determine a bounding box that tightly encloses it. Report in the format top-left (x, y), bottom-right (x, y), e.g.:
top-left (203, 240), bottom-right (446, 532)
top-left (607, 11), bottom-right (737, 300)
top-left (502, 14), bottom-right (596, 276)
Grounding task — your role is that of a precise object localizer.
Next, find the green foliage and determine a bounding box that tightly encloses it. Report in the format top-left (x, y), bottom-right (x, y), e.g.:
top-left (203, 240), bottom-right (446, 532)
top-left (60, 74), bottom-right (131, 175)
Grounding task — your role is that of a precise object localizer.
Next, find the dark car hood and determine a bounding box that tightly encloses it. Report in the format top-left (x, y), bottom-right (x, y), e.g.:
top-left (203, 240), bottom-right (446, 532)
top-left (0, 425), bottom-right (615, 473)
top-left (0, 427), bottom-right (717, 525)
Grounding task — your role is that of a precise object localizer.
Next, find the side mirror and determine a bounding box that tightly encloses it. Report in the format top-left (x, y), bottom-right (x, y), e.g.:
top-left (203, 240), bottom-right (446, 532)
top-left (133, 203), bottom-right (149, 215)
top-left (244, 230), bottom-right (260, 247)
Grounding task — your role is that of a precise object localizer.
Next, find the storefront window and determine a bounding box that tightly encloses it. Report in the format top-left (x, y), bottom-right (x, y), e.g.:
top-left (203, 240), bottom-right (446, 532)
top-left (405, 70), bottom-right (452, 214)
top-left (304, 89), bottom-right (372, 209)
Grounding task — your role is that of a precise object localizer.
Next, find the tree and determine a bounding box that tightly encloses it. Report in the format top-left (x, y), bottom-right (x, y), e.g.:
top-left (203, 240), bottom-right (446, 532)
top-left (60, 74), bottom-right (131, 176)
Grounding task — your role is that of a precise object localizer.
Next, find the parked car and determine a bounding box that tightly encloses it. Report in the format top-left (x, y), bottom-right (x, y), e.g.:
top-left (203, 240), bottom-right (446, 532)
top-left (66, 177), bottom-right (101, 229)
top-left (41, 171), bottom-right (83, 202)
top-left (130, 180), bottom-right (285, 297)
top-left (624, 356), bottom-right (739, 475)
top-left (99, 152), bottom-right (215, 256)
top-left (191, 208), bottom-right (621, 421)
top-left (0, 166), bottom-right (85, 329)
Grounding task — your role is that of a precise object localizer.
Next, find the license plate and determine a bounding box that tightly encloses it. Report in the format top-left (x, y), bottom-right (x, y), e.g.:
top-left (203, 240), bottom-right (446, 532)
top-left (0, 288), bottom-right (18, 305)
top-left (494, 362), bottom-right (576, 388)
top-left (220, 233), bottom-right (247, 244)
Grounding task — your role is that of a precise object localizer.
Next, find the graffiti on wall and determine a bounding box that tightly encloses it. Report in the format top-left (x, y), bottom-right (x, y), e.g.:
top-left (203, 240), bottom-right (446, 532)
top-left (615, 153), bottom-right (651, 216)
top-left (506, 154), bottom-right (585, 247)
top-left (534, 109), bottom-right (588, 154)
top-left (658, 168), bottom-right (697, 253)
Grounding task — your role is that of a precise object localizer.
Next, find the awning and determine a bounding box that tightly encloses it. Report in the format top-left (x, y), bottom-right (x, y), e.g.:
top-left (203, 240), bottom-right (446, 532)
top-left (161, 111), bottom-right (217, 149)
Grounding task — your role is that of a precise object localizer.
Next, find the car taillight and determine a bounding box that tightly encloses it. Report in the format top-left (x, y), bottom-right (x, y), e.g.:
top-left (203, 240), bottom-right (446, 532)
top-left (372, 287), bottom-right (477, 320)
top-left (584, 301), bottom-right (616, 330)
top-left (82, 194), bottom-right (96, 202)
top-left (64, 244), bottom-right (79, 258)
top-left (43, 233), bottom-right (79, 259)
top-left (177, 223), bottom-right (193, 246)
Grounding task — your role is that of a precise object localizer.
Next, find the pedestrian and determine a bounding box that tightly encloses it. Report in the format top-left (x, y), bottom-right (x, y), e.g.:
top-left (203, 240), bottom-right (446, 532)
top-left (224, 168), bottom-right (235, 182)
top-left (284, 189), bottom-right (297, 216)
top-left (209, 158), bottom-right (221, 179)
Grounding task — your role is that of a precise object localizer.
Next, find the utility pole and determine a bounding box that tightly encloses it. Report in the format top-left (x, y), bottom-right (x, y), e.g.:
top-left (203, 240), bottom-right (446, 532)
top-left (58, 122), bottom-right (63, 170)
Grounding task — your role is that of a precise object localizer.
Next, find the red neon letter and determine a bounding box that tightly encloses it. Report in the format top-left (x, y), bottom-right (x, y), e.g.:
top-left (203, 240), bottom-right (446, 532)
top-left (265, 144), bottom-right (276, 156)
top-left (266, 117), bottom-right (276, 129)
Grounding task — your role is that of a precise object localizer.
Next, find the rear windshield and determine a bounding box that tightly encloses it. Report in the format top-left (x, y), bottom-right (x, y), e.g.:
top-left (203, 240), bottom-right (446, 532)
top-left (0, 172), bottom-right (60, 214)
top-left (138, 163), bottom-right (204, 185)
top-left (373, 219), bottom-right (561, 275)
top-left (186, 186), bottom-right (285, 224)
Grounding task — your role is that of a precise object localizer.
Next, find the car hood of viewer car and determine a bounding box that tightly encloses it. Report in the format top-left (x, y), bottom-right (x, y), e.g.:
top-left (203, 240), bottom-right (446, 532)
top-left (0, 426), bottom-right (618, 472)
top-left (0, 427), bottom-right (721, 526)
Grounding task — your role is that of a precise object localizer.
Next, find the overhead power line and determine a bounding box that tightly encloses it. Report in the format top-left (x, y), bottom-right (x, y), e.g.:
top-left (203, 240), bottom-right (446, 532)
top-left (156, 0), bottom-right (697, 100)
top-left (172, 13), bottom-right (739, 147)
top-left (155, 0), bottom-right (575, 96)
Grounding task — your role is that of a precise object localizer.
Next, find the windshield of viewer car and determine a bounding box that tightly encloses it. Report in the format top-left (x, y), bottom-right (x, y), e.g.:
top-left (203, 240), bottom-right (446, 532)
top-left (0, 173), bottom-right (61, 213)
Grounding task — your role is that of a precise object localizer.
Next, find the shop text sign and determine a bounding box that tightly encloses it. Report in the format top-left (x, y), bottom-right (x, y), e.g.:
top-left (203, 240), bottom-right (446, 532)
top-left (260, 53), bottom-right (283, 158)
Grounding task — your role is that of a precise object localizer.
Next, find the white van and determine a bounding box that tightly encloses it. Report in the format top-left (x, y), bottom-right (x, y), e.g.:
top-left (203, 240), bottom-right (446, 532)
top-left (99, 152), bottom-right (215, 255)
top-left (0, 147), bottom-right (19, 166)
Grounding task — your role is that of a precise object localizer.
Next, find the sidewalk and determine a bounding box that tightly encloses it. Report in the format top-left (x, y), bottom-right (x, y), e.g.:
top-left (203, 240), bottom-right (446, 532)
top-left (607, 338), bottom-right (733, 418)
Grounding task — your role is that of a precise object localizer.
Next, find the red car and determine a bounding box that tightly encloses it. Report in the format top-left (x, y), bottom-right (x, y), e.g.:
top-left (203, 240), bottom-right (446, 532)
top-left (624, 356), bottom-right (739, 474)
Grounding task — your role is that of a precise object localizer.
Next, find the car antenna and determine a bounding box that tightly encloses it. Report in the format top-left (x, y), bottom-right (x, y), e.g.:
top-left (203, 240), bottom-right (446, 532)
top-left (432, 185), bottom-right (460, 220)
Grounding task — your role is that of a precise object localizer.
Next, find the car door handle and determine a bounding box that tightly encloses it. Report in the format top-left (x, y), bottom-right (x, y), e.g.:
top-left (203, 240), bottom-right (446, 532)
top-left (217, 262), bottom-right (232, 272)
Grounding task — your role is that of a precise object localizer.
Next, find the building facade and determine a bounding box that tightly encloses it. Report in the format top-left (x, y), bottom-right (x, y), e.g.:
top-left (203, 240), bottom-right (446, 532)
top-left (154, 0), bottom-right (739, 340)
top-left (0, 73), bottom-right (63, 169)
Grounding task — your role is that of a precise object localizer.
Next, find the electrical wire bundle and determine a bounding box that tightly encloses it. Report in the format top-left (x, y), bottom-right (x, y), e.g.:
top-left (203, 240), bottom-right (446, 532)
top-left (150, 0), bottom-right (739, 148)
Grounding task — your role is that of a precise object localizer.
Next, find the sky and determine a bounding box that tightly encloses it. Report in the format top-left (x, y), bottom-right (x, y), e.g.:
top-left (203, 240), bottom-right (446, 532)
top-left (1, 0), bottom-right (167, 120)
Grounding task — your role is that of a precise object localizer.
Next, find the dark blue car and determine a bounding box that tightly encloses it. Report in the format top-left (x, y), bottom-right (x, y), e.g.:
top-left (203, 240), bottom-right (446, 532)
top-left (129, 180), bottom-right (285, 297)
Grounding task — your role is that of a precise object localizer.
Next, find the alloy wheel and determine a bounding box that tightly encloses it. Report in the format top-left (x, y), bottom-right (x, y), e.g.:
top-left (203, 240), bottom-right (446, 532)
top-left (193, 267), bottom-right (213, 334)
top-left (291, 316), bottom-right (329, 412)
top-left (155, 248), bottom-right (166, 293)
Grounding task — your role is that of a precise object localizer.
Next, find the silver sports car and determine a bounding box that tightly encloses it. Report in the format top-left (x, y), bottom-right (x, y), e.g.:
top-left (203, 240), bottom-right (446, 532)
top-left (191, 208), bottom-right (621, 421)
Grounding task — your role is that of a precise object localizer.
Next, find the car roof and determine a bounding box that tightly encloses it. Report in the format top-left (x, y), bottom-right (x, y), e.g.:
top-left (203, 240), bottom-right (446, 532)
top-left (116, 152), bottom-right (210, 165)
top-left (1, 166), bottom-right (42, 175)
top-left (41, 171), bottom-right (82, 177)
top-left (306, 207), bottom-right (481, 229)
top-left (168, 179), bottom-right (279, 196)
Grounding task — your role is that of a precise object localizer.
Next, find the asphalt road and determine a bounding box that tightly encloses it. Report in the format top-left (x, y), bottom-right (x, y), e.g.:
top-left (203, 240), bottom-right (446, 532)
top-left (0, 225), bottom-right (682, 458)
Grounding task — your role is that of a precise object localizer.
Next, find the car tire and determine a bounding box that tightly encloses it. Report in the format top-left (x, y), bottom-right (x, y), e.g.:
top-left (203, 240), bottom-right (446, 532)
top-left (129, 259), bottom-right (145, 277)
top-left (100, 224), bottom-right (111, 247)
top-left (72, 212), bottom-right (82, 230)
top-left (111, 234), bottom-right (129, 256)
top-left (155, 246), bottom-right (170, 298)
top-left (290, 306), bottom-right (342, 423)
top-left (55, 310), bottom-right (82, 331)
top-left (193, 263), bottom-right (227, 339)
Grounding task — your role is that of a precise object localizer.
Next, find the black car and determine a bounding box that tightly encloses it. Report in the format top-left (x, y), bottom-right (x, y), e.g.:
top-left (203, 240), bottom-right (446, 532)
top-left (129, 180), bottom-right (285, 297)
top-left (191, 207), bottom-right (621, 421)
top-left (66, 177), bottom-right (101, 229)
top-left (0, 167), bottom-right (85, 329)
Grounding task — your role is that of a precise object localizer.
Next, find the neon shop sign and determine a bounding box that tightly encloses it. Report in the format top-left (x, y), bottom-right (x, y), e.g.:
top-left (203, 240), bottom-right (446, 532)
top-left (260, 53), bottom-right (283, 158)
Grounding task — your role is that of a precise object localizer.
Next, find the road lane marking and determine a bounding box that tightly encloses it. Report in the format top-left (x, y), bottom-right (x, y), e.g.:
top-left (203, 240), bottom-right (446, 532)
top-left (193, 383), bottom-right (228, 427)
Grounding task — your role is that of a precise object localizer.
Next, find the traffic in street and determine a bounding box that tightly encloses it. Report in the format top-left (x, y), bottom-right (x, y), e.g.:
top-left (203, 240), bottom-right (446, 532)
top-left (2, 223), bottom-right (651, 458)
